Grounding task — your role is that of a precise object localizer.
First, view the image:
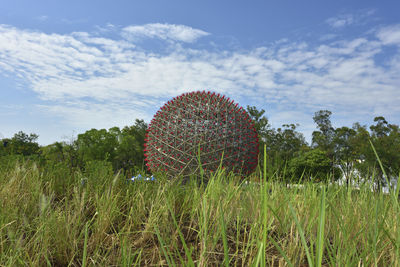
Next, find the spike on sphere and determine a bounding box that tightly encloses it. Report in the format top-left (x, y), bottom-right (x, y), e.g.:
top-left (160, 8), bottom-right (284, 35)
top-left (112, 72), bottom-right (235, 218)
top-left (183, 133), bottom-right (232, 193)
top-left (144, 91), bottom-right (259, 178)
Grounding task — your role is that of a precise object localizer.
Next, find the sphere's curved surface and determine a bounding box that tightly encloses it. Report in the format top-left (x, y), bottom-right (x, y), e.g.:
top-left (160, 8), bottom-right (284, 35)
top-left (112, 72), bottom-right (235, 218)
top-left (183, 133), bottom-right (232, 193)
top-left (144, 91), bottom-right (259, 177)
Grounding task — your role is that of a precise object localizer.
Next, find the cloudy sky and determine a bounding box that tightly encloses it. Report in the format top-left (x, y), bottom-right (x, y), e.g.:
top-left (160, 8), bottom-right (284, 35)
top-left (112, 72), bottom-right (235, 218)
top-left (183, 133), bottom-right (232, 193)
top-left (1, 0), bottom-right (400, 145)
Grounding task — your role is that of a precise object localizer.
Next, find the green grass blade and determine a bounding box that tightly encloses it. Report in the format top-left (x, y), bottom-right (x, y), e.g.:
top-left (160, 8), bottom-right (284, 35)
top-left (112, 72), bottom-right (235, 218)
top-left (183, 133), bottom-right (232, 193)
top-left (154, 225), bottom-right (175, 267)
top-left (253, 242), bottom-right (264, 267)
top-left (219, 205), bottom-right (230, 267)
top-left (395, 172), bottom-right (400, 203)
top-left (373, 199), bottom-right (379, 267)
top-left (261, 144), bottom-right (268, 267)
top-left (82, 222), bottom-right (89, 267)
top-left (289, 204), bottom-right (314, 267)
top-left (167, 202), bottom-right (195, 267)
top-left (263, 144), bottom-right (267, 182)
top-left (369, 139), bottom-right (390, 192)
top-left (316, 186), bottom-right (326, 267)
top-left (269, 236), bottom-right (294, 267)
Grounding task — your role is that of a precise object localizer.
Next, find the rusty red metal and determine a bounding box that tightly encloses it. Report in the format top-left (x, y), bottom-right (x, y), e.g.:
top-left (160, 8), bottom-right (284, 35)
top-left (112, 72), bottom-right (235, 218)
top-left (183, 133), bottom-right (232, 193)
top-left (144, 91), bottom-right (259, 178)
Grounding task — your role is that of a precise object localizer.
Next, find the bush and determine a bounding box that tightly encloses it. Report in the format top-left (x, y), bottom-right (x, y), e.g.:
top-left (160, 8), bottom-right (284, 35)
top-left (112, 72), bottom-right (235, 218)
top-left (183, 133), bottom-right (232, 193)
top-left (288, 149), bottom-right (339, 182)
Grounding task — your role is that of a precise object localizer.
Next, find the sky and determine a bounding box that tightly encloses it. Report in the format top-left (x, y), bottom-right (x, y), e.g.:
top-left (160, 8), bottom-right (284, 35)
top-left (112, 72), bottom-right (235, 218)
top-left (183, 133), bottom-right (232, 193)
top-left (1, 0), bottom-right (400, 145)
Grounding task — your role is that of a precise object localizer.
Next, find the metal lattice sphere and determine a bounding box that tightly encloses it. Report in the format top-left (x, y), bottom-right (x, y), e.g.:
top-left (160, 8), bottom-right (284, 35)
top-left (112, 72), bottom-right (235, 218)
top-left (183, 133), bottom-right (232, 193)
top-left (144, 91), bottom-right (259, 178)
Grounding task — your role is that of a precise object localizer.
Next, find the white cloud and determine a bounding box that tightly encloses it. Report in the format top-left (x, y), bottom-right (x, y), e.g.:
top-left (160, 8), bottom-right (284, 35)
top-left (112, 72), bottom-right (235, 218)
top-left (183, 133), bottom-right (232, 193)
top-left (0, 22), bottom-right (399, 144)
top-left (326, 14), bottom-right (355, 28)
top-left (376, 24), bottom-right (400, 46)
top-left (121, 23), bottom-right (210, 43)
top-left (38, 100), bottom-right (154, 129)
top-left (326, 9), bottom-right (376, 29)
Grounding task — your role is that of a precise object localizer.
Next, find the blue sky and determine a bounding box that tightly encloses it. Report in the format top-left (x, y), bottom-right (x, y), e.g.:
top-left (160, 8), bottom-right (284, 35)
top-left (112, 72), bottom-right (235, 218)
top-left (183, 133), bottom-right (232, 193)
top-left (1, 0), bottom-right (400, 144)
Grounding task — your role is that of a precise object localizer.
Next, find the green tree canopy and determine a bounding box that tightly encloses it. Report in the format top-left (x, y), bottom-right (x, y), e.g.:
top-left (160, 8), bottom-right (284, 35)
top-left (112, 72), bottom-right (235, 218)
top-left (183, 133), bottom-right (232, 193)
top-left (288, 148), bottom-right (339, 183)
top-left (6, 131), bottom-right (40, 156)
top-left (246, 105), bottom-right (271, 142)
top-left (246, 105), bottom-right (307, 177)
top-left (75, 119), bottom-right (147, 174)
top-left (351, 117), bottom-right (400, 190)
top-left (333, 126), bottom-right (357, 185)
top-left (312, 110), bottom-right (335, 153)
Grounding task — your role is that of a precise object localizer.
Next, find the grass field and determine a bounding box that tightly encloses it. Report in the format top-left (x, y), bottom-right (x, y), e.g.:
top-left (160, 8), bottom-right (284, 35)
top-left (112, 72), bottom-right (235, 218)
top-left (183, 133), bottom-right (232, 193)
top-left (0, 154), bottom-right (400, 266)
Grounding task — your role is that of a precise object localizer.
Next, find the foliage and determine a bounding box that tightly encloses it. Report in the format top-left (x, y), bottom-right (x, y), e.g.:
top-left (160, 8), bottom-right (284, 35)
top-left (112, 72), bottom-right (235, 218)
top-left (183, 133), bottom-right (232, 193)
top-left (312, 110), bottom-right (335, 152)
top-left (288, 148), bottom-right (339, 182)
top-left (246, 106), bottom-right (306, 178)
top-left (270, 124), bottom-right (307, 161)
top-left (333, 126), bottom-right (357, 184)
top-left (74, 119), bottom-right (147, 174)
top-left (352, 118), bottom-right (400, 189)
top-left (0, 131), bottom-right (40, 156)
top-left (115, 119), bottom-right (148, 173)
top-left (246, 105), bottom-right (272, 141)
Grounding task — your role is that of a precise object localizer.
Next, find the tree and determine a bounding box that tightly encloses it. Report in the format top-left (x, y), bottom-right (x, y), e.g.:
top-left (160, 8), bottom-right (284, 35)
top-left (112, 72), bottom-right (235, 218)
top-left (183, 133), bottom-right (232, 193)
top-left (351, 122), bottom-right (371, 178)
top-left (121, 119), bottom-right (147, 150)
top-left (76, 128), bottom-right (119, 166)
top-left (369, 117), bottom-right (400, 189)
top-left (352, 118), bottom-right (400, 191)
top-left (40, 141), bottom-right (79, 169)
top-left (275, 124), bottom-right (307, 155)
top-left (41, 142), bottom-right (66, 163)
top-left (7, 131), bottom-right (40, 156)
top-left (75, 119), bottom-right (148, 174)
top-left (246, 105), bottom-right (271, 141)
top-left (370, 116), bottom-right (390, 137)
top-left (246, 106), bottom-right (308, 177)
top-left (0, 138), bottom-right (11, 156)
top-left (288, 148), bottom-right (339, 183)
top-left (246, 105), bottom-right (276, 174)
top-left (268, 124), bottom-right (307, 164)
top-left (333, 126), bottom-right (357, 185)
top-left (312, 110), bottom-right (335, 152)
top-left (114, 119), bottom-right (148, 173)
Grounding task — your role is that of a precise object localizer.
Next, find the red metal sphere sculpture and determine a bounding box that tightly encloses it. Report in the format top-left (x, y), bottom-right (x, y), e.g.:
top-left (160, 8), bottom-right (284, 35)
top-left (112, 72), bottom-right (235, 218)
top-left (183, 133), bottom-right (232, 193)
top-left (144, 91), bottom-right (259, 178)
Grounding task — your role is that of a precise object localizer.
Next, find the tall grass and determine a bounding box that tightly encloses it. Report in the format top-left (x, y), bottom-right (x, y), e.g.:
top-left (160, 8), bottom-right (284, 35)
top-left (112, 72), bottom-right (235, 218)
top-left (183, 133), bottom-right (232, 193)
top-left (0, 156), bottom-right (399, 266)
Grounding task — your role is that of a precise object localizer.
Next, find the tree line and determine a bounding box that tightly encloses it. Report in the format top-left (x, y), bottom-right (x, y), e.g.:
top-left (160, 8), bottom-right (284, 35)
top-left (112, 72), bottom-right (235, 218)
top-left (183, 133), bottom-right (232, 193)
top-left (248, 108), bottom-right (400, 188)
top-left (0, 119), bottom-right (146, 177)
top-left (1, 108), bottom-right (399, 187)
